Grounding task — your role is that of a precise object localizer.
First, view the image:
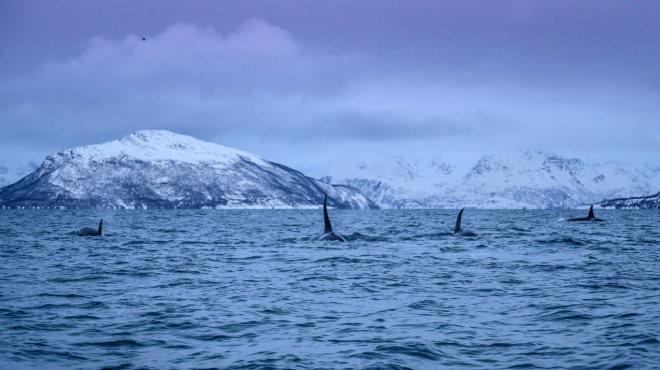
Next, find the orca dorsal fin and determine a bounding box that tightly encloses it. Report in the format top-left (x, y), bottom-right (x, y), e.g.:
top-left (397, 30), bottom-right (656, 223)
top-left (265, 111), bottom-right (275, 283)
top-left (588, 205), bottom-right (594, 219)
top-left (98, 219), bottom-right (103, 235)
top-left (323, 195), bottom-right (332, 233)
top-left (455, 209), bottom-right (464, 233)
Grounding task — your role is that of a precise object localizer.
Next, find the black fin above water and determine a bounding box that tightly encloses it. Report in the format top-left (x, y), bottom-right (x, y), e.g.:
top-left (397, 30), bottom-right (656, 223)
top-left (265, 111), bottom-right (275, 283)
top-left (98, 219), bottom-right (103, 235)
top-left (455, 209), bottom-right (463, 233)
top-left (567, 205), bottom-right (604, 221)
top-left (323, 195), bottom-right (332, 233)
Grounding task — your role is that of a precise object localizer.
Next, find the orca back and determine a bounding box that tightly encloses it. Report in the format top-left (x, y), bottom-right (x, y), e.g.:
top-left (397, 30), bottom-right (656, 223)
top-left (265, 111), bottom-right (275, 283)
top-left (79, 227), bottom-right (99, 236)
top-left (323, 195), bottom-right (332, 233)
top-left (568, 205), bottom-right (604, 221)
top-left (455, 209), bottom-right (464, 233)
top-left (78, 219), bottom-right (103, 236)
top-left (316, 231), bottom-right (346, 242)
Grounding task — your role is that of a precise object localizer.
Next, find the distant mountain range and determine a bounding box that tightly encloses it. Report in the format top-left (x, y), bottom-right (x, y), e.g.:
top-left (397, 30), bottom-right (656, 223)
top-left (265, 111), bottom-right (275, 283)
top-left (310, 151), bottom-right (660, 209)
top-left (599, 191), bottom-right (660, 209)
top-left (0, 130), bottom-right (377, 209)
top-left (2, 132), bottom-right (658, 209)
top-left (0, 162), bottom-right (38, 187)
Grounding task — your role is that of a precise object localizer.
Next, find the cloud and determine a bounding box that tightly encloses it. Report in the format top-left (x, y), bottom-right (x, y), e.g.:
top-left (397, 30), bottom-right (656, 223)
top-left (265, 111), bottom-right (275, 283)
top-left (37, 18), bottom-right (366, 99)
top-left (0, 19), bottom-right (476, 150)
top-left (1, 15), bottom-right (659, 170)
top-left (284, 109), bottom-right (519, 142)
top-left (45, 19), bottom-right (299, 84)
top-left (0, 21), bottom-right (339, 144)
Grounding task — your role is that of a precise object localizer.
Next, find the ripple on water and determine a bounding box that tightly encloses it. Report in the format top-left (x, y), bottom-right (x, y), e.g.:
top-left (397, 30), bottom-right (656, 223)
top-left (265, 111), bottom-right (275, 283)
top-left (0, 209), bottom-right (659, 369)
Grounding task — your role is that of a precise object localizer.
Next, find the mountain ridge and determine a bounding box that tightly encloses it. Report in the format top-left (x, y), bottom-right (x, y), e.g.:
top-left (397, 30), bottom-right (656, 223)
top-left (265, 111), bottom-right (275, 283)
top-left (310, 150), bottom-right (660, 209)
top-left (599, 191), bottom-right (660, 209)
top-left (0, 130), bottom-right (377, 210)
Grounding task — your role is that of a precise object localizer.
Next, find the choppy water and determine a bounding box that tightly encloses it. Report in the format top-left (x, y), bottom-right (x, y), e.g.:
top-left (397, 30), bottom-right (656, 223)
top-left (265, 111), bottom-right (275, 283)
top-left (1, 209), bottom-right (659, 369)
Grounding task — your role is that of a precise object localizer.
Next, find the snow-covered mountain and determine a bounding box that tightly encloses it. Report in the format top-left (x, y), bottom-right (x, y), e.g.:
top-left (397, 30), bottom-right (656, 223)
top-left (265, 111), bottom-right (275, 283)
top-left (0, 162), bottom-right (39, 187)
top-left (313, 153), bottom-right (467, 209)
top-left (0, 130), bottom-right (377, 209)
top-left (311, 150), bottom-right (660, 209)
top-left (599, 191), bottom-right (660, 209)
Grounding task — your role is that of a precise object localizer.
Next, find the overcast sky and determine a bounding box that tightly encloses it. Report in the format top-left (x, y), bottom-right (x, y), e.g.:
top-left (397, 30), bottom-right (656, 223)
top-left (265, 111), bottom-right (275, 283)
top-left (1, 0), bottom-right (659, 172)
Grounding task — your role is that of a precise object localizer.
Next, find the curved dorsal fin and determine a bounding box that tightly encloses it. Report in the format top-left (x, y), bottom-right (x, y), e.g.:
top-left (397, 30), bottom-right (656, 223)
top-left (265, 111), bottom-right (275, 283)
top-left (98, 219), bottom-right (103, 235)
top-left (455, 209), bottom-right (464, 233)
top-left (323, 195), bottom-right (332, 233)
top-left (588, 205), bottom-right (594, 219)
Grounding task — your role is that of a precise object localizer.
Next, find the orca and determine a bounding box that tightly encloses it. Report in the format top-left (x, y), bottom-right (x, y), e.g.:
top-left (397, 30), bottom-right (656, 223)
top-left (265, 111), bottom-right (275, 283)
top-left (79, 219), bottom-right (103, 236)
top-left (567, 205), bottom-right (604, 222)
top-left (311, 195), bottom-right (346, 242)
top-left (454, 209), bottom-right (477, 236)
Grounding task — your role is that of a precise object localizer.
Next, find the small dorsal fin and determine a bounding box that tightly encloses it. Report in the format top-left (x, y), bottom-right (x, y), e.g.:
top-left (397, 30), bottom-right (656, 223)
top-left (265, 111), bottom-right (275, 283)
top-left (455, 209), bottom-right (463, 233)
top-left (587, 205), bottom-right (594, 219)
top-left (98, 219), bottom-right (103, 235)
top-left (323, 195), bottom-right (332, 233)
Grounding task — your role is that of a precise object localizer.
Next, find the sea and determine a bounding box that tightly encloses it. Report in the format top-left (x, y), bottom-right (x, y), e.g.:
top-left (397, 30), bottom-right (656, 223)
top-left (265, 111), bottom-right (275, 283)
top-left (1, 209), bottom-right (659, 369)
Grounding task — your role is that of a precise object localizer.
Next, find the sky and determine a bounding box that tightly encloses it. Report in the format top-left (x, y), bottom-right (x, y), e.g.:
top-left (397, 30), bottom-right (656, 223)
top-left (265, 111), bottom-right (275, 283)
top-left (1, 0), bottom-right (659, 172)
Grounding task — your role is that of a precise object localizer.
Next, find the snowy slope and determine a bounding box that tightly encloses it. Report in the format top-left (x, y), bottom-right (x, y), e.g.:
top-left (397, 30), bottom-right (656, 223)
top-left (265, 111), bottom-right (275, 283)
top-left (311, 150), bottom-right (660, 209)
top-left (592, 162), bottom-right (660, 199)
top-left (599, 191), bottom-right (660, 209)
top-left (313, 153), bottom-right (466, 209)
top-left (0, 130), bottom-right (377, 209)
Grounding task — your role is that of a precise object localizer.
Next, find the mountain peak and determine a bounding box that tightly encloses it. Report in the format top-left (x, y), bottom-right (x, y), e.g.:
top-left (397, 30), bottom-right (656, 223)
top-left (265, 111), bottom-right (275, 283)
top-left (120, 129), bottom-right (196, 143)
top-left (0, 130), bottom-right (376, 209)
top-left (47, 129), bottom-right (269, 167)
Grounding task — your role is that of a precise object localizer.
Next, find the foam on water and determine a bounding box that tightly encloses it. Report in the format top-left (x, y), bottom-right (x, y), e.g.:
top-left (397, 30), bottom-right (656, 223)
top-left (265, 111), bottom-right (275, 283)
top-left (1, 209), bottom-right (659, 369)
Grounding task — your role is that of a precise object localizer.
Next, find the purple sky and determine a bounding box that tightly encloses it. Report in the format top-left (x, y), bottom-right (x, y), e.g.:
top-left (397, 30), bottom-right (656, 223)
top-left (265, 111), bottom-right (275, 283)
top-left (1, 0), bottom-right (659, 171)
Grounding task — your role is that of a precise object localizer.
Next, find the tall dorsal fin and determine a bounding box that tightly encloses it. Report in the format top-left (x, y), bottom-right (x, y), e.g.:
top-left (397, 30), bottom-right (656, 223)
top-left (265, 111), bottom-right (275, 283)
top-left (323, 195), bottom-right (332, 233)
top-left (587, 205), bottom-right (594, 219)
top-left (98, 219), bottom-right (103, 235)
top-left (455, 209), bottom-right (463, 233)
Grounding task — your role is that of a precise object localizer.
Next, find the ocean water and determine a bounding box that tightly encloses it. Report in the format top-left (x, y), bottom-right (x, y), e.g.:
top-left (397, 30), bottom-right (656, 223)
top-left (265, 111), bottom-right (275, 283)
top-left (1, 209), bottom-right (659, 370)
